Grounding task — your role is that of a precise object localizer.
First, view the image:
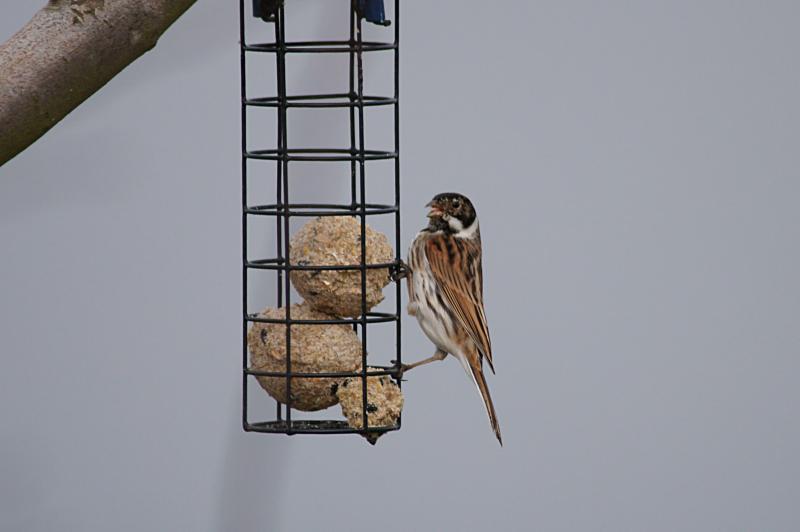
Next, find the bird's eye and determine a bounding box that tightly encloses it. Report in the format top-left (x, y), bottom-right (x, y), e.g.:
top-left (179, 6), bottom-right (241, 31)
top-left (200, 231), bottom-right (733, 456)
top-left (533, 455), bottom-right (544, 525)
top-left (452, 199), bottom-right (460, 208)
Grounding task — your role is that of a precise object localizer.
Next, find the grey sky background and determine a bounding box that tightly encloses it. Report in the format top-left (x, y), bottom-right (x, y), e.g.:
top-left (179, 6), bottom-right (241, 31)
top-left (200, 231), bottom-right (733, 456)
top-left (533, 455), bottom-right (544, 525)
top-left (2, 1), bottom-right (800, 531)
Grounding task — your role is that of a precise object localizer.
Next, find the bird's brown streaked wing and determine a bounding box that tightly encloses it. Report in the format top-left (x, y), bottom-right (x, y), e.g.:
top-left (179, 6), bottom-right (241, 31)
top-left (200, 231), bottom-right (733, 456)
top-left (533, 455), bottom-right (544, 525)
top-left (425, 236), bottom-right (494, 372)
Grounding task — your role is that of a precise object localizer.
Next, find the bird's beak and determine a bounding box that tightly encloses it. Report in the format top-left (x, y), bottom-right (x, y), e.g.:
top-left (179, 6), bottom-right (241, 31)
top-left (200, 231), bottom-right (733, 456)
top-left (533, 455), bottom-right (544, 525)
top-left (426, 200), bottom-right (443, 218)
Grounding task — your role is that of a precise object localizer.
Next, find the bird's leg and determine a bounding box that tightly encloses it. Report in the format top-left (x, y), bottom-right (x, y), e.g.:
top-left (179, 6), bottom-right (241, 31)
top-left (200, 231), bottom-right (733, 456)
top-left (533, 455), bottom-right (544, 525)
top-left (392, 349), bottom-right (447, 379)
top-left (402, 349), bottom-right (447, 371)
top-left (389, 260), bottom-right (411, 282)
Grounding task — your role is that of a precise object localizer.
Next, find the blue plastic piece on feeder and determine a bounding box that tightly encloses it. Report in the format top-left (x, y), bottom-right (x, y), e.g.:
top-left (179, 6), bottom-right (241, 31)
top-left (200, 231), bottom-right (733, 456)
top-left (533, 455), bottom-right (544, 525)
top-left (251, 0), bottom-right (389, 26)
top-left (252, 0), bottom-right (283, 21)
top-left (358, 0), bottom-right (390, 26)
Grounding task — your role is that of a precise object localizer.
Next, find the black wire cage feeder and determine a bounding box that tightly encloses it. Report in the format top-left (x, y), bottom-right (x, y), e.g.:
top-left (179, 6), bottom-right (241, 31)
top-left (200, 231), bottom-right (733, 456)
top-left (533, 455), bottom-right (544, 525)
top-left (240, 0), bottom-right (403, 439)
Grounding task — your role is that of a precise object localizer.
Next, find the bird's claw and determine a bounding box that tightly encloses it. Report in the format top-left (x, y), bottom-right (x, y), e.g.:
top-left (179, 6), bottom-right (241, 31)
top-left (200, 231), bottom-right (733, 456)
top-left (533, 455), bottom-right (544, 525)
top-left (389, 260), bottom-right (410, 282)
top-left (390, 360), bottom-right (409, 381)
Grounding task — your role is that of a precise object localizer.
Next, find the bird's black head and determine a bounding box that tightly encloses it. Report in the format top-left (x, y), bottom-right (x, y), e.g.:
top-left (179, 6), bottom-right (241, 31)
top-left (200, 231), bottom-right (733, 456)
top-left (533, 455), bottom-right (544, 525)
top-left (425, 192), bottom-right (478, 235)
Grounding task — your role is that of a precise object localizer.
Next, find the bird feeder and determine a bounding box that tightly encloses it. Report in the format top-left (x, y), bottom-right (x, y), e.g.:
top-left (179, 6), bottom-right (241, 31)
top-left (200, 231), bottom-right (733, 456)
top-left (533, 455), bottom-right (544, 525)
top-left (240, 0), bottom-right (402, 441)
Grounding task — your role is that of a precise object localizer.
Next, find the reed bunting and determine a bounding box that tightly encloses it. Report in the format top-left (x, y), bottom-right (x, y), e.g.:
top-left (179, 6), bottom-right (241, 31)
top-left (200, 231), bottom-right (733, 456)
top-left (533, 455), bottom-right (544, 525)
top-left (400, 192), bottom-right (501, 445)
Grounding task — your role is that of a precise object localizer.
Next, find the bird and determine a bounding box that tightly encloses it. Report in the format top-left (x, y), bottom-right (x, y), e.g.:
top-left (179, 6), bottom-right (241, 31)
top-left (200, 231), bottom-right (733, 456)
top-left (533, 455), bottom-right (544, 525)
top-left (400, 192), bottom-right (502, 445)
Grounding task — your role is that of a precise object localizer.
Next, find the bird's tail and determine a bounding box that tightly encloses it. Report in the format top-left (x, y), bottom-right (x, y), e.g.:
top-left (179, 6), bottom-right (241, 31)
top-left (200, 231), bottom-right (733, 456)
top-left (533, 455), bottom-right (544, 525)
top-left (470, 364), bottom-right (502, 446)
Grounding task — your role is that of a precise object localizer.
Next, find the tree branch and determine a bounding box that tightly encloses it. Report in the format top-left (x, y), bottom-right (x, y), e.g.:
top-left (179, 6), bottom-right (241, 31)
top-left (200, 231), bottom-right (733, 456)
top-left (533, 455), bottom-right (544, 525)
top-left (0, 0), bottom-right (197, 167)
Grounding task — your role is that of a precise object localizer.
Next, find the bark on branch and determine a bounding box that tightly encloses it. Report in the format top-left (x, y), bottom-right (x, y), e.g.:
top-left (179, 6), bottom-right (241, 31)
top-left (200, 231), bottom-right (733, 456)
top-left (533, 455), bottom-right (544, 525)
top-left (0, 0), bottom-right (197, 167)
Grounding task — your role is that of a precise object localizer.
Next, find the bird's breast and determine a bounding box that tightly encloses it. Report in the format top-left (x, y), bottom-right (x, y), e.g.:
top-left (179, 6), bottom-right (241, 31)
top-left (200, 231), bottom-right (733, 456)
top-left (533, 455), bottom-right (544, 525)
top-left (407, 234), bottom-right (459, 354)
